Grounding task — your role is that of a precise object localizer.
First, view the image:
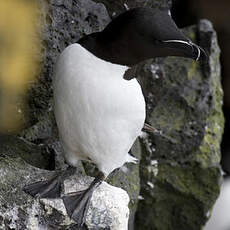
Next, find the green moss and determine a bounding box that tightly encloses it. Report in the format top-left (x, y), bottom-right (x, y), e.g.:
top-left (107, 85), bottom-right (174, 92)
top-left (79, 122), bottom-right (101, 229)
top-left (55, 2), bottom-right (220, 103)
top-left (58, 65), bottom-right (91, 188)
top-left (187, 61), bottom-right (199, 81)
top-left (157, 164), bottom-right (220, 206)
top-left (151, 99), bottom-right (186, 132)
top-left (195, 30), bottom-right (224, 167)
top-left (153, 164), bottom-right (220, 230)
top-left (136, 159), bottom-right (221, 230)
top-left (197, 111), bottom-right (224, 167)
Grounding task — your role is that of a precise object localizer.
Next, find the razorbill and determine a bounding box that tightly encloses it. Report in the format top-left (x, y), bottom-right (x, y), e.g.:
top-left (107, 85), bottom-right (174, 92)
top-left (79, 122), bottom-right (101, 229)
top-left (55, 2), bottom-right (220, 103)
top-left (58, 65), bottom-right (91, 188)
top-left (24, 7), bottom-right (207, 226)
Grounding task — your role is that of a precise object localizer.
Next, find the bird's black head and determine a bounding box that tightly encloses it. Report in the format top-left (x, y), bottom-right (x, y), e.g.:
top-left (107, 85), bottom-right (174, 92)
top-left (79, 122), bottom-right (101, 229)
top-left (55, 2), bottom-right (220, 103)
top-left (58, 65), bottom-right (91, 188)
top-left (79, 7), bottom-right (207, 66)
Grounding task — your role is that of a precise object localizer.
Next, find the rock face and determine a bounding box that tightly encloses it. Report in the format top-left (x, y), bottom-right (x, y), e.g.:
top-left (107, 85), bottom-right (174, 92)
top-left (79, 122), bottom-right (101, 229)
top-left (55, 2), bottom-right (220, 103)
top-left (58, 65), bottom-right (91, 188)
top-left (0, 0), bottom-right (224, 230)
top-left (26, 0), bottom-right (110, 126)
top-left (0, 150), bottom-right (130, 229)
top-left (135, 20), bottom-right (224, 230)
top-left (93, 0), bottom-right (172, 18)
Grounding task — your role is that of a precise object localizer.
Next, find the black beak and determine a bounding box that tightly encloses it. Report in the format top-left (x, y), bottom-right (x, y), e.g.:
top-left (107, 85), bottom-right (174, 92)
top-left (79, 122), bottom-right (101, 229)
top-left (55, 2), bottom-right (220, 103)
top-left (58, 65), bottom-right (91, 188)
top-left (162, 40), bottom-right (208, 63)
top-left (189, 42), bottom-right (208, 63)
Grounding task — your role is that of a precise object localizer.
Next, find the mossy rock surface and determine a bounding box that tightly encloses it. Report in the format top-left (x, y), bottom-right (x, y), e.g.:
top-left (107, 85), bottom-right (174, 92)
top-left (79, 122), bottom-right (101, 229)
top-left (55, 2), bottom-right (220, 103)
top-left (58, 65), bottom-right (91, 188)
top-left (135, 20), bottom-right (224, 230)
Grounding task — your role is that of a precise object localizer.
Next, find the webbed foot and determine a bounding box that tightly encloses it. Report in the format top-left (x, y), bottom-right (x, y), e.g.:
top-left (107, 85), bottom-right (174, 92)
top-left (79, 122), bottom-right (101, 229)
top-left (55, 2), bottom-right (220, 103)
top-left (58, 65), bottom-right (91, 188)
top-left (63, 189), bottom-right (93, 226)
top-left (23, 166), bottom-right (76, 199)
top-left (23, 175), bottom-right (61, 198)
top-left (143, 123), bottom-right (177, 144)
top-left (62, 172), bottom-right (104, 225)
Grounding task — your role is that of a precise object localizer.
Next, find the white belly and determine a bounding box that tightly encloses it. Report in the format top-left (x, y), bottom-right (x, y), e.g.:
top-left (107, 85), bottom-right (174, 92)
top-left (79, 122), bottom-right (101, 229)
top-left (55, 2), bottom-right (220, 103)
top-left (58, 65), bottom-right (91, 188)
top-left (53, 44), bottom-right (146, 176)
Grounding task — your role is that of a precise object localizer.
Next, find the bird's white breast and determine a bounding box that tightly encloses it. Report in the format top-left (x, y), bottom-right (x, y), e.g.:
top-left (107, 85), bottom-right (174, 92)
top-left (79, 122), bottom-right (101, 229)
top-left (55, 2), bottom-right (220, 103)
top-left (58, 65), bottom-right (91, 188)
top-left (53, 43), bottom-right (146, 176)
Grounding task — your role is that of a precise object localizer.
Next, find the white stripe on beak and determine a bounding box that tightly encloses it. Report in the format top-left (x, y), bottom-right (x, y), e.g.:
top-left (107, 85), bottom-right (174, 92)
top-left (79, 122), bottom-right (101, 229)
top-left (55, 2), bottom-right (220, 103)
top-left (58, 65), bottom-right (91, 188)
top-left (163, 39), bottom-right (193, 47)
top-left (193, 43), bottom-right (201, 61)
top-left (163, 40), bottom-right (201, 61)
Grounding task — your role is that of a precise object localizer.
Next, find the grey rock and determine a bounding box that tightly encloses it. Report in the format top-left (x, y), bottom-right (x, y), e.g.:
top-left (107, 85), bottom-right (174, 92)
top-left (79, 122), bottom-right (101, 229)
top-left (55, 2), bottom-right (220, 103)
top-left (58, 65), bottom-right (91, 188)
top-left (63, 176), bottom-right (129, 229)
top-left (0, 154), bottom-right (129, 230)
top-left (26, 0), bottom-right (110, 127)
top-left (0, 135), bottom-right (52, 170)
top-left (134, 20), bottom-right (224, 230)
top-left (93, 0), bottom-right (172, 18)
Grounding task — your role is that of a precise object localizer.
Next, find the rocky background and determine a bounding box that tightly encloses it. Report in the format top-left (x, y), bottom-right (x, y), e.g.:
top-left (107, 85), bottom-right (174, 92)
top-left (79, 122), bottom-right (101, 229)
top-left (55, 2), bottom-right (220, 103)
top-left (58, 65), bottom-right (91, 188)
top-left (172, 0), bottom-right (230, 186)
top-left (0, 0), bottom-right (224, 229)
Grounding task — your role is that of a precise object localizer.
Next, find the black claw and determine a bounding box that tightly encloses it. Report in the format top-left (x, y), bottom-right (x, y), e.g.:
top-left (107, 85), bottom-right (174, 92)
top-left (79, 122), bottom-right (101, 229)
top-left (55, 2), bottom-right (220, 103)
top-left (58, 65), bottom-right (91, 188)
top-left (23, 176), bottom-right (61, 199)
top-left (142, 123), bottom-right (177, 144)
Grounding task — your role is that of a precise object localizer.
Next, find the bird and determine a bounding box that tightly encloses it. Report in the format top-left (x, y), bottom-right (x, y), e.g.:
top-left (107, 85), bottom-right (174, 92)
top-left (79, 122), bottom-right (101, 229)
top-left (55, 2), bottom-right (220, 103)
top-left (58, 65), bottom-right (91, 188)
top-left (24, 7), bottom-right (207, 226)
